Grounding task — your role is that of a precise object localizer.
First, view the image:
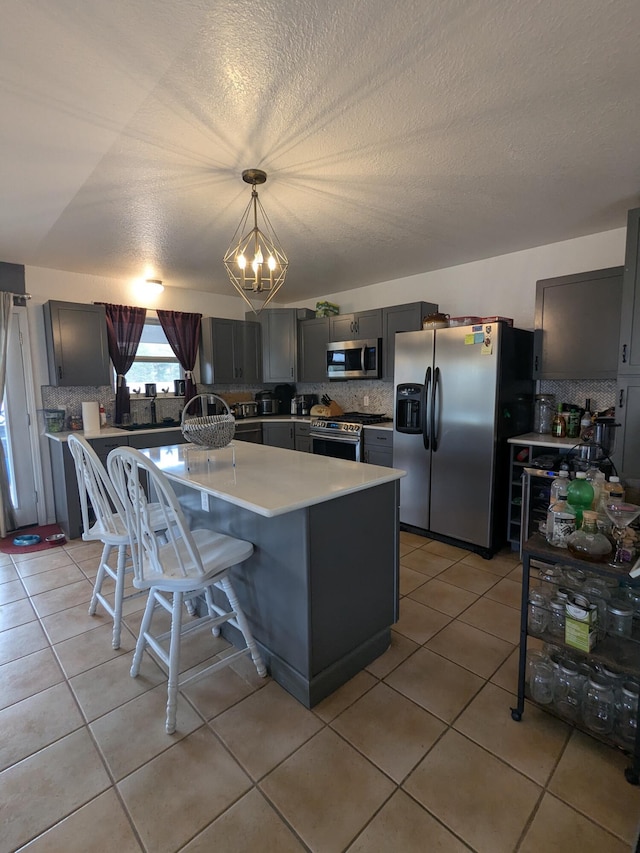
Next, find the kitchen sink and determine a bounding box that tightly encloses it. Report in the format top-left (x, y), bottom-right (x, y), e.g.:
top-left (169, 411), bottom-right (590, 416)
top-left (118, 421), bottom-right (181, 431)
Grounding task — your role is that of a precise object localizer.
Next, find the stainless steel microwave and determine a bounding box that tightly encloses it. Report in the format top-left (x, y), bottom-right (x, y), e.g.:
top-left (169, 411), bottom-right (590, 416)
top-left (326, 338), bottom-right (381, 380)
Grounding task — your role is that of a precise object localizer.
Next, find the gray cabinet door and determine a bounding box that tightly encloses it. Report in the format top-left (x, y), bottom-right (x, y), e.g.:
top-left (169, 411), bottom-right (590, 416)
top-left (330, 310), bottom-right (382, 341)
top-left (533, 267), bottom-right (623, 379)
top-left (262, 422), bottom-right (295, 449)
top-left (43, 301), bottom-right (111, 386)
top-left (200, 318), bottom-right (261, 385)
top-left (299, 317), bottom-right (329, 381)
top-left (383, 301), bottom-right (438, 380)
top-left (236, 321), bottom-right (262, 384)
top-left (619, 207), bottom-right (640, 375)
top-left (200, 317), bottom-right (235, 384)
top-left (256, 309), bottom-right (297, 383)
top-left (613, 377), bottom-right (640, 479)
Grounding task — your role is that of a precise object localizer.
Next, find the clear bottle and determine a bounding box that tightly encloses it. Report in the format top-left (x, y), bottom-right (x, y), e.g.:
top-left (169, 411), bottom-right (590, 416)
top-left (604, 475), bottom-right (626, 504)
top-left (549, 470), bottom-right (570, 504)
top-left (566, 472), bottom-right (594, 528)
top-left (551, 404), bottom-right (566, 438)
top-left (566, 510), bottom-right (613, 562)
top-left (584, 463), bottom-right (604, 510)
top-left (545, 499), bottom-right (576, 549)
top-left (580, 399), bottom-right (593, 442)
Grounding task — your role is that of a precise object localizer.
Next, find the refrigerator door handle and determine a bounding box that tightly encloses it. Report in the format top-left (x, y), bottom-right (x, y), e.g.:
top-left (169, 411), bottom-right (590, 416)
top-left (431, 366), bottom-right (440, 451)
top-left (422, 366), bottom-right (431, 449)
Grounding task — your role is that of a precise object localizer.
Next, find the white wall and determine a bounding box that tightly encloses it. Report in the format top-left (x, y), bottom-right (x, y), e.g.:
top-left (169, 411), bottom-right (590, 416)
top-left (287, 228), bottom-right (627, 330)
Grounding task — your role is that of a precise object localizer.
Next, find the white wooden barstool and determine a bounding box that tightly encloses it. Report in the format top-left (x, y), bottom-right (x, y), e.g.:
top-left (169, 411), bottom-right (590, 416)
top-left (107, 445), bottom-right (267, 734)
top-left (67, 434), bottom-right (164, 649)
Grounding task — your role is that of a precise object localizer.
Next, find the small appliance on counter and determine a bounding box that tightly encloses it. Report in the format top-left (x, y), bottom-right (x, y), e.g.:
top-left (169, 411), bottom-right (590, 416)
top-left (231, 401), bottom-right (258, 419)
top-left (291, 394), bottom-right (318, 416)
top-left (255, 390), bottom-right (279, 416)
top-left (274, 383), bottom-right (296, 414)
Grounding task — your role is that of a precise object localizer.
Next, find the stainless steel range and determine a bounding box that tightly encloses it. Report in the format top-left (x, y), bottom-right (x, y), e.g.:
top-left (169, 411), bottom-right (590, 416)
top-left (309, 413), bottom-right (390, 462)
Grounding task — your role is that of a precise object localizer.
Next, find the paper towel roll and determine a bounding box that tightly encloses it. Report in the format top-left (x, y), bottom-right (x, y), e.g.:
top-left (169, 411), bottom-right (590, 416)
top-left (82, 401), bottom-right (100, 434)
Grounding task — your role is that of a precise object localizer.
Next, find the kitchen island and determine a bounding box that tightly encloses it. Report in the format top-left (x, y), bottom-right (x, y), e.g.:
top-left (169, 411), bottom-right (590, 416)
top-left (139, 441), bottom-right (405, 707)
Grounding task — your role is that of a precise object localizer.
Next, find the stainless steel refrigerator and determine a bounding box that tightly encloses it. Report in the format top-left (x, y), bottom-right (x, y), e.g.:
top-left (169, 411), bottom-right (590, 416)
top-left (393, 323), bottom-right (533, 556)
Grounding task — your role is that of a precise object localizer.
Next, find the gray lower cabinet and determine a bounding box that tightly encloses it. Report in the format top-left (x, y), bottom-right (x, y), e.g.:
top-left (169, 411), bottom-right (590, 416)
top-left (262, 422), bottom-right (295, 449)
top-left (363, 428), bottom-right (393, 466)
top-left (294, 422), bottom-right (311, 453)
top-left (200, 317), bottom-right (261, 385)
top-left (382, 301), bottom-right (438, 380)
top-left (48, 430), bottom-right (186, 539)
top-left (43, 300), bottom-right (111, 386)
top-left (619, 207), bottom-right (640, 375)
top-left (234, 422), bottom-right (263, 443)
top-left (533, 267), bottom-right (623, 379)
top-left (298, 317), bottom-right (329, 382)
top-left (329, 309), bottom-right (382, 341)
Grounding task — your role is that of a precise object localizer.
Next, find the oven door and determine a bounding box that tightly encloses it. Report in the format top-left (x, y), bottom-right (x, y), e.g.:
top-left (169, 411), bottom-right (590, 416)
top-left (311, 434), bottom-right (361, 462)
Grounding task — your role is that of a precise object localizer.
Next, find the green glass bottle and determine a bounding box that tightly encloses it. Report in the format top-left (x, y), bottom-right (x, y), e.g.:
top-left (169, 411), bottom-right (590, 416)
top-left (566, 471), bottom-right (594, 529)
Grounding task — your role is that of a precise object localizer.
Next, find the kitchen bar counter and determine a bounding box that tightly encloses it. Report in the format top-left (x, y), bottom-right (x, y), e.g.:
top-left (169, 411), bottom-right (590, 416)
top-left (141, 441), bottom-right (405, 707)
top-left (507, 431), bottom-right (582, 450)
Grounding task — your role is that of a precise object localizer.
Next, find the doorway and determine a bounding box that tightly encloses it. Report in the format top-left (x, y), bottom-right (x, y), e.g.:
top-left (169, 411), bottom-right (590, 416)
top-left (1, 307), bottom-right (40, 528)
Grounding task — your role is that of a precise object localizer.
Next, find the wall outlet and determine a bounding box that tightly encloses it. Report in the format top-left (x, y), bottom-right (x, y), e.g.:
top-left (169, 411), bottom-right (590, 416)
top-left (363, 395), bottom-right (369, 407)
top-left (200, 491), bottom-right (209, 512)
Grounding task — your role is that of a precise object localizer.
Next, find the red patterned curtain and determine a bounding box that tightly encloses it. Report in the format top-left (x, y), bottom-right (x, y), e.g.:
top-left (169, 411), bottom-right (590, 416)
top-left (98, 303), bottom-right (146, 425)
top-left (156, 310), bottom-right (201, 407)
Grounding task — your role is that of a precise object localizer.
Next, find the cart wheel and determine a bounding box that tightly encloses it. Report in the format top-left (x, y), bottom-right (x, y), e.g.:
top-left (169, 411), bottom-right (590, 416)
top-left (510, 708), bottom-right (522, 722)
top-left (624, 767), bottom-right (639, 786)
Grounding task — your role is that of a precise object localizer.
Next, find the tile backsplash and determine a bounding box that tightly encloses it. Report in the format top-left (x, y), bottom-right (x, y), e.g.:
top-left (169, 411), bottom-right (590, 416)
top-left (538, 379), bottom-right (616, 413)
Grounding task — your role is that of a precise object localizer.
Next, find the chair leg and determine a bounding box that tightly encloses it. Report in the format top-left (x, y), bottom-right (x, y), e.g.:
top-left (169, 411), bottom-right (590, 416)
top-left (219, 576), bottom-right (267, 677)
top-left (131, 589), bottom-right (155, 678)
top-left (203, 586), bottom-right (221, 636)
top-left (111, 544), bottom-right (128, 650)
top-left (166, 591), bottom-right (183, 735)
top-left (88, 543), bottom-right (111, 616)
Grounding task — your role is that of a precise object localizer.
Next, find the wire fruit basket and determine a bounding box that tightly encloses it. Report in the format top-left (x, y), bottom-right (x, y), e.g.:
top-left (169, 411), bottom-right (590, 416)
top-left (180, 394), bottom-right (235, 449)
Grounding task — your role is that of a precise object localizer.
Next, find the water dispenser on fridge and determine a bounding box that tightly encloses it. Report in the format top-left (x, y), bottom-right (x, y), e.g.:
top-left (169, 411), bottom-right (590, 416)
top-left (396, 384), bottom-right (423, 433)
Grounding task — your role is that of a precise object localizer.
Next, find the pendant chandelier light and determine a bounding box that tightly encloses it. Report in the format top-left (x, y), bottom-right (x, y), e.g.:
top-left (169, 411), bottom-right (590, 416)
top-left (223, 169), bottom-right (288, 313)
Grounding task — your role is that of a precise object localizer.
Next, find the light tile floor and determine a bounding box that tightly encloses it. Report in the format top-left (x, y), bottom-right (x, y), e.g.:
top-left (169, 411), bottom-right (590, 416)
top-left (1, 532), bottom-right (639, 852)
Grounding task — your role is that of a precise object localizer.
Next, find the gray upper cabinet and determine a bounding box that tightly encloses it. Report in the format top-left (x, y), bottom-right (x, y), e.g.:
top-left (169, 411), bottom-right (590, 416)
top-left (533, 267), bottom-right (623, 379)
top-left (252, 308), bottom-right (298, 383)
top-left (298, 317), bottom-right (330, 382)
top-left (199, 317), bottom-right (261, 385)
top-left (619, 207), bottom-right (640, 375)
top-left (382, 301), bottom-right (438, 380)
top-left (43, 300), bottom-right (111, 386)
top-left (329, 309), bottom-right (382, 341)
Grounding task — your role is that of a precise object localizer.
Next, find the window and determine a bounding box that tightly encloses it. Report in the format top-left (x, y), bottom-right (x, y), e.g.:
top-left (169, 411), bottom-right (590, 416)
top-left (126, 319), bottom-right (181, 391)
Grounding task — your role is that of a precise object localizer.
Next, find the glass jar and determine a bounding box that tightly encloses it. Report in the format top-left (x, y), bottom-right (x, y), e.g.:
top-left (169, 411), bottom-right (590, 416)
top-left (616, 680), bottom-right (639, 745)
top-left (530, 660), bottom-right (555, 705)
top-left (545, 501), bottom-right (576, 549)
top-left (527, 590), bottom-right (548, 636)
top-left (548, 597), bottom-right (566, 637)
top-left (581, 578), bottom-right (611, 641)
top-left (553, 659), bottom-right (582, 722)
top-left (561, 567), bottom-right (587, 590)
top-left (582, 673), bottom-right (616, 734)
top-left (566, 511), bottom-right (613, 562)
top-left (534, 394), bottom-right (555, 434)
top-left (526, 649), bottom-right (549, 686)
top-left (538, 564), bottom-right (564, 589)
top-left (606, 598), bottom-right (634, 638)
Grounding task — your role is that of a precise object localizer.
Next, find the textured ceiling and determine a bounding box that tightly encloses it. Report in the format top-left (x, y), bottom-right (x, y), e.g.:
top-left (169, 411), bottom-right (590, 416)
top-left (1, 0), bottom-right (640, 303)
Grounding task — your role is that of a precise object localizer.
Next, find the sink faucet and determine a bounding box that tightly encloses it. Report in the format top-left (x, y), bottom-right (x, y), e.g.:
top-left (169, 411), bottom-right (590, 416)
top-left (150, 396), bottom-right (157, 424)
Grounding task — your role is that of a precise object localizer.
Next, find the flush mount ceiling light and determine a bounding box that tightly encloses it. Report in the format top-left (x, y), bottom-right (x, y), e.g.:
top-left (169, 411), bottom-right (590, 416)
top-left (144, 279), bottom-right (164, 294)
top-left (223, 169), bottom-right (289, 314)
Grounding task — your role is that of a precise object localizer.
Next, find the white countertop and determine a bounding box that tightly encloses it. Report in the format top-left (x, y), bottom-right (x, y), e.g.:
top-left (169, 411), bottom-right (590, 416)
top-left (508, 432), bottom-right (583, 450)
top-left (140, 441), bottom-right (405, 518)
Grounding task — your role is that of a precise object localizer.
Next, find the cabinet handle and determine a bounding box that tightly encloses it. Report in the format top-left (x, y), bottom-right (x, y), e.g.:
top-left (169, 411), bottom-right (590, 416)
top-left (619, 389), bottom-right (625, 408)
top-left (58, 365), bottom-right (63, 380)
top-left (534, 355), bottom-right (539, 372)
top-left (622, 343), bottom-right (628, 364)
top-left (290, 367), bottom-right (294, 377)
top-left (239, 367), bottom-right (243, 378)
